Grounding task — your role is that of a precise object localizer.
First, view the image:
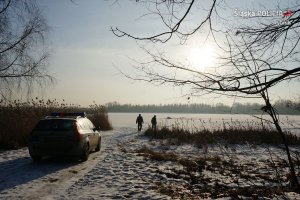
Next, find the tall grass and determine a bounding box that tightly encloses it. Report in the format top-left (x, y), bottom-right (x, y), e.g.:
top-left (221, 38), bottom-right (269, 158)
top-left (88, 103), bottom-right (112, 131)
top-left (0, 98), bottom-right (112, 150)
top-left (144, 121), bottom-right (300, 145)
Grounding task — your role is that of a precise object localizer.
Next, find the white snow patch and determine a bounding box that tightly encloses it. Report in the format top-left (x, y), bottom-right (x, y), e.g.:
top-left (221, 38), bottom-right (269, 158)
top-left (0, 127), bottom-right (300, 199)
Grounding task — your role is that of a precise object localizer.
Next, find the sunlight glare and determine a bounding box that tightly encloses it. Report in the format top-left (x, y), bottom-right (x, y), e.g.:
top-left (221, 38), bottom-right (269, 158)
top-left (188, 45), bottom-right (216, 70)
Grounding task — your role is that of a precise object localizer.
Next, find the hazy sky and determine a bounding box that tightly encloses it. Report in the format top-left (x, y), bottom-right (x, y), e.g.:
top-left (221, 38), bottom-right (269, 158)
top-left (35, 0), bottom-right (299, 106)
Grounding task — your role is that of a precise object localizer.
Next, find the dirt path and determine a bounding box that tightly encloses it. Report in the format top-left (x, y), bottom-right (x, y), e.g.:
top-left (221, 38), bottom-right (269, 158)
top-left (0, 128), bottom-right (169, 200)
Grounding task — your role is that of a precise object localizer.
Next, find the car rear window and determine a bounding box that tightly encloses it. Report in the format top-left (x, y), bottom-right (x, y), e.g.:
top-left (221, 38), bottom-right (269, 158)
top-left (34, 119), bottom-right (76, 131)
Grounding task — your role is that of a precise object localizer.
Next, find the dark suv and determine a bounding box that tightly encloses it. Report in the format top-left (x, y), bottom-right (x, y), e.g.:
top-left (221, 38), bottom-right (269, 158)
top-left (28, 112), bottom-right (101, 162)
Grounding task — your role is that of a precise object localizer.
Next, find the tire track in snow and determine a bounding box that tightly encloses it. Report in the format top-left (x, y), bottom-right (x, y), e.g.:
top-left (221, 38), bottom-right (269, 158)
top-left (59, 128), bottom-right (170, 199)
top-left (0, 128), bottom-right (169, 199)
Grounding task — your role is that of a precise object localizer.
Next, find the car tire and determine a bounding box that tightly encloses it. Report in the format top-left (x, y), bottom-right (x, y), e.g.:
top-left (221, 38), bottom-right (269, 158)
top-left (95, 139), bottom-right (101, 152)
top-left (31, 155), bottom-right (42, 162)
top-left (81, 144), bottom-right (89, 162)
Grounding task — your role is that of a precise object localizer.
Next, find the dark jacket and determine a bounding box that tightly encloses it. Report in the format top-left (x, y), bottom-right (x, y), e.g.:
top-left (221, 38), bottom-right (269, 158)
top-left (136, 115), bottom-right (144, 124)
top-left (151, 116), bottom-right (157, 125)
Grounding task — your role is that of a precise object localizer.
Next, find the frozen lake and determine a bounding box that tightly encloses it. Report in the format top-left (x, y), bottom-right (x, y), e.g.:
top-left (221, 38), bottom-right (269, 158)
top-left (108, 112), bottom-right (300, 135)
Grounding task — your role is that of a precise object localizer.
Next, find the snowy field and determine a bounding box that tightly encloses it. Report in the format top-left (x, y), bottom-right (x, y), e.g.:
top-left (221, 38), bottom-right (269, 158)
top-left (0, 114), bottom-right (300, 199)
top-left (109, 113), bottom-right (300, 135)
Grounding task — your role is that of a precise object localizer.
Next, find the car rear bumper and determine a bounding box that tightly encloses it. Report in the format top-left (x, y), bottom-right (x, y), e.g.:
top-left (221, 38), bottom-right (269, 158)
top-left (28, 141), bottom-right (84, 157)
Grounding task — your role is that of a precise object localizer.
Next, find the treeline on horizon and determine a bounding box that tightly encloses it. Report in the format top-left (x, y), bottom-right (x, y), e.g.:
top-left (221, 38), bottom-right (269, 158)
top-left (106, 100), bottom-right (300, 115)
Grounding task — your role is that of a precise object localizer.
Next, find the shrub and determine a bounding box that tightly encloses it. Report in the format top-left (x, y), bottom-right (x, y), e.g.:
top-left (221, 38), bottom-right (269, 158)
top-left (0, 98), bottom-right (112, 150)
top-left (144, 124), bottom-right (300, 145)
top-left (88, 103), bottom-right (112, 131)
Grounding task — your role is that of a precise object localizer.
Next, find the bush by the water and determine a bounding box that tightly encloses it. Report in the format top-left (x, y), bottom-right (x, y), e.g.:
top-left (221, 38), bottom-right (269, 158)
top-left (144, 124), bottom-right (300, 145)
top-left (0, 98), bottom-right (112, 150)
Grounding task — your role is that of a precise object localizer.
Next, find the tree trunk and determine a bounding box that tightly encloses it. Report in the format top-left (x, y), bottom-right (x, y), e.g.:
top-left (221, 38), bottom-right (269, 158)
top-left (262, 94), bottom-right (300, 191)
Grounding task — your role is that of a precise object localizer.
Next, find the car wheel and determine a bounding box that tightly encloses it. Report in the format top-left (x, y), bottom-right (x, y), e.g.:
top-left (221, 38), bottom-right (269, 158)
top-left (31, 155), bottom-right (42, 162)
top-left (81, 144), bottom-right (89, 162)
top-left (95, 139), bottom-right (101, 152)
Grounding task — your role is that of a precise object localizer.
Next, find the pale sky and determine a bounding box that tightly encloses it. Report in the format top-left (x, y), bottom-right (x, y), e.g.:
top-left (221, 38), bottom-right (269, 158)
top-left (34, 0), bottom-right (299, 106)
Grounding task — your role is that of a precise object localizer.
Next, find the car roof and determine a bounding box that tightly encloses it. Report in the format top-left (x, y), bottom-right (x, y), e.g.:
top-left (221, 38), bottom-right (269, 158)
top-left (42, 117), bottom-right (78, 120)
top-left (43, 112), bottom-right (87, 120)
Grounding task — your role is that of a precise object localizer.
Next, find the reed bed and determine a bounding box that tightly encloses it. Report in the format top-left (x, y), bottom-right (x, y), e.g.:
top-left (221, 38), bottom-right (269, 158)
top-left (141, 121), bottom-right (300, 198)
top-left (145, 119), bottom-right (300, 145)
top-left (0, 98), bottom-right (112, 150)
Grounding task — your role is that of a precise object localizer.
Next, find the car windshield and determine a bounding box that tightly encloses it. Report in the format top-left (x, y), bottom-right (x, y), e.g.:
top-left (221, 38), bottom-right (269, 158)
top-left (35, 119), bottom-right (76, 131)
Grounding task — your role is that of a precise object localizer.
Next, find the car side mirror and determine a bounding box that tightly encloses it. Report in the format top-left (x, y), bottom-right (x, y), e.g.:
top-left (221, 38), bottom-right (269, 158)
top-left (93, 126), bottom-right (101, 131)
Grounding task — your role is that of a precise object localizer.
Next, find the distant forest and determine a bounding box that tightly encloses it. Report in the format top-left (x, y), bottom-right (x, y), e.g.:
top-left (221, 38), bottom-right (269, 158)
top-left (106, 100), bottom-right (300, 115)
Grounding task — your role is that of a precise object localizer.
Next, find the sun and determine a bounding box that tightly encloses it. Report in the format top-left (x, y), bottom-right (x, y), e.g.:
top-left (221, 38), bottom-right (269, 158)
top-left (188, 45), bottom-right (216, 70)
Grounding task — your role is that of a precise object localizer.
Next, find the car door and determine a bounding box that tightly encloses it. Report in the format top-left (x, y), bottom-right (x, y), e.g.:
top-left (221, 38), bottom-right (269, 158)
top-left (89, 120), bottom-right (100, 147)
top-left (85, 119), bottom-right (97, 148)
top-left (78, 119), bottom-right (91, 144)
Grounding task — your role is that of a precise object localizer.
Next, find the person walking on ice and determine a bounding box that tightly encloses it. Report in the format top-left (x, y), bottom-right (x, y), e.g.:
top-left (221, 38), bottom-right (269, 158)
top-left (151, 115), bottom-right (157, 131)
top-left (136, 114), bottom-right (144, 131)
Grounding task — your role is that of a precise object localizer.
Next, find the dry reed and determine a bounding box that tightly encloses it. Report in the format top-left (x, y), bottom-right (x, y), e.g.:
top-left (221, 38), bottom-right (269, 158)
top-left (0, 98), bottom-right (112, 149)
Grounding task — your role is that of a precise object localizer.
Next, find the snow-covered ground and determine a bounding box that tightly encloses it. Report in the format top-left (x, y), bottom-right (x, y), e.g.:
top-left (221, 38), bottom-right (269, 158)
top-left (0, 128), bottom-right (173, 199)
top-left (1, 127), bottom-right (300, 199)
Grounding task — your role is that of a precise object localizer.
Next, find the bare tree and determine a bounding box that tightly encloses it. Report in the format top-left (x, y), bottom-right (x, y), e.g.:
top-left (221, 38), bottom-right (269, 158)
top-left (0, 0), bottom-right (53, 101)
top-left (111, 0), bottom-right (300, 190)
